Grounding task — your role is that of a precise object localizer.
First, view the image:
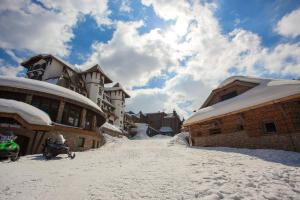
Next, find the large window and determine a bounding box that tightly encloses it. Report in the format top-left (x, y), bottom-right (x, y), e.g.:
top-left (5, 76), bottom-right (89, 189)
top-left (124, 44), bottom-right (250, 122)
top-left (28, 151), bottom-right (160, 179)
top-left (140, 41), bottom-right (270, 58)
top-left (0, 91), bottom-right (26, 102)
top-left (85, 111), bottom-right (94, 130)
top-left (220, 91), bottom-right (237, 102)
top-left (62, 103), bottom-right (82, 127)
top-left (31, 96), bottom-right (59, 121)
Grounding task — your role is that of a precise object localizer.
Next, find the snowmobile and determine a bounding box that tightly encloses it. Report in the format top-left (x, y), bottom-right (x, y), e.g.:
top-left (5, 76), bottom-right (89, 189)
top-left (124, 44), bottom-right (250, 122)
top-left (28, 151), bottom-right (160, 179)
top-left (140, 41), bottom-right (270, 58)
top-left (42, 135), bottom-right (75, 160)
top-left (0, 133), bottom-right (20, 161)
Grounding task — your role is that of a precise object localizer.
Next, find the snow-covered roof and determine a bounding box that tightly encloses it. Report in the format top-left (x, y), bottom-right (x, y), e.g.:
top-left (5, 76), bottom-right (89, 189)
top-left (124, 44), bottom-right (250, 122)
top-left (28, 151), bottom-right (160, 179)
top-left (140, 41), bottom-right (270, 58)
top-left (105, 83), bottom-right (130, 98)
top-left (78, 64), bottom-right (113, 84)
top-left (159, 126), bottom-right (173, 133)
top-left (21, 54), bottom-right (78, 72)
top-left (0, 98), bottom-right (52, 126)
top-left (0, 76), bottom-right (104, 116)
top-left (216, 76), bottom-right (263, 89)
top-left (184, 77), bottom-right (300, 126)
top-left (101, 122), bottom-right (122, 133)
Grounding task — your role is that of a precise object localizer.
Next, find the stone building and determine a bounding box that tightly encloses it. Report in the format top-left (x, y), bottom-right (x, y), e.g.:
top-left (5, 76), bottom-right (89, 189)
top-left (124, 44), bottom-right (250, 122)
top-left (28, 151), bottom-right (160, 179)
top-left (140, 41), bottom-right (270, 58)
top-left (183, 76), bottom-right (300, 152)
top-left (21, 54), bottom-right (130, 132)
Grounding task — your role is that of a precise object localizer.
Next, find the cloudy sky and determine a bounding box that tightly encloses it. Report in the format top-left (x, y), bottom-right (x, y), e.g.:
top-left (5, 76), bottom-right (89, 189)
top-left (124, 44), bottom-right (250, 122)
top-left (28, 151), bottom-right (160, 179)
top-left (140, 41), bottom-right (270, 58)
top-left (0, 0), bottom-right (300, 119)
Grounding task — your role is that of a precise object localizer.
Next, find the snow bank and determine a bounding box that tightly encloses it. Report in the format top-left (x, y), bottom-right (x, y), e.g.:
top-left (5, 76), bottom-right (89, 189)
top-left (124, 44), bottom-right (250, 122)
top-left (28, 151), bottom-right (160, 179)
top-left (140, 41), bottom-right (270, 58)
top-left (101, 122), bottom-right (122, 134)
top-left (185, 77), bottom-right (300, 125)
top-left (168, 132), bottom-right (190, 146)
top-left (0, 76), bottom-right (104, 115)
top-left (132, 123), bottom-right (149, 139)
top-left (103, 133), bottom-right (128, 145)
top-left (2, 139), bottom-right (300, 200)
top-left (0, 99), bottom-right (52, 125)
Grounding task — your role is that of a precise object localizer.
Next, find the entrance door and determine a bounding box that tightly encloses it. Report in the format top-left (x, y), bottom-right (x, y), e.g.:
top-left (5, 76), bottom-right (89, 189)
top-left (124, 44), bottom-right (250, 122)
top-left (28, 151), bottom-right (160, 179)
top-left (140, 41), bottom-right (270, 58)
top-left (15, 135), bottom-right (30, 156)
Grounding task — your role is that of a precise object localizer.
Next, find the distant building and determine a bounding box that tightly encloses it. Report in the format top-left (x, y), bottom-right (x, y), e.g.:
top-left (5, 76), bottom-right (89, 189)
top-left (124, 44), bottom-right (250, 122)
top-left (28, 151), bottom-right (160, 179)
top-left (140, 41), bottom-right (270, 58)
top-left (183, 76), bottom-right (300, 152)
top-left (21, 54), bottom-right (130, 132)
top-left (127, 110), bottom-right (183, 136)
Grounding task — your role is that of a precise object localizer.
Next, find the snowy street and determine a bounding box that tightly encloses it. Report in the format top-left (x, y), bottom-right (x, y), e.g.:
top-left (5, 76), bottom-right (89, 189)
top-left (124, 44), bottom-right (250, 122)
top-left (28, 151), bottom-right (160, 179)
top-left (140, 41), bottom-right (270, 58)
top-left (1, 135), bottom-right (300, 200)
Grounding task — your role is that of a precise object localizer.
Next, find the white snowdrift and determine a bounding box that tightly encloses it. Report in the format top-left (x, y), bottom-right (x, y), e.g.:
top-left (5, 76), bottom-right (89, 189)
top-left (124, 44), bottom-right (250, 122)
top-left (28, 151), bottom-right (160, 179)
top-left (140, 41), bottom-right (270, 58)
top-left (101, 122), bottom-right (122, 133)
top-left (1, 138), bottom-right (300, 200)
top-left (185, 76), bottom-right (300, 125)
top-left (0, 76), bottom-right (104, 114)
top-left (168, 132), bottom-right (190, 146)
top-left (0, 98), bottom-right (52, 125)
top-left (103, 133), bottom-right (128, 145)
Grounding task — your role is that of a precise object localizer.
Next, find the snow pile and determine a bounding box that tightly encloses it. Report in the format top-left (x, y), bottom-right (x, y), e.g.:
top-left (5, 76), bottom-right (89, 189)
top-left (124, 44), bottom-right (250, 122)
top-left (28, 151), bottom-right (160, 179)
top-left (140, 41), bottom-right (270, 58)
top-left (0, 99), bottom-right (52, 125)
top-left (168, 132), bottom-right (190, 146)
top-left (151, 134), bottom-right (171, 139)
top-left (103, 134), bottom-right (128, 145)
top-left (1, 139), bottom-right (300, 200)
top-left (101, 122), bottom-right (122, 134)
top-left (185, 77), bottom-right (300, 125)
top-left (132, 123), bottom-right (149, 139)
top-left (0, 76), bottom-right (104, 115)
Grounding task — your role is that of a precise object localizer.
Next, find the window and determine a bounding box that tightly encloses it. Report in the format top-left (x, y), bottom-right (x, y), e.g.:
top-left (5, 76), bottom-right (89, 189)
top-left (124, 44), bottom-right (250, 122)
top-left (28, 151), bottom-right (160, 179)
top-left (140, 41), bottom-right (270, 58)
top-left (97, 98), bottom-right (101, 106)
top-left (85, 111), bottom-right (94, 130)
top-left (31, 96), bottom-right (59, 121)
top-left (92, 140), bottom-right (96, 148)
top-left (220, 91), bottom-right (237, 102)
top-left (263, 121), bottom-right (277, 134)
top-left (77, 137), bottom-right (85, 148)
top-left (62, 103), bottom-right (82, 127)
top-left (0, 91), bottom-right (26, 102)
top-left (97, 141), bottom-right (100, 148)
top-left (209, 128), bottom-right (221, 135)
top-left (98, 87), bottom-right (102, 95)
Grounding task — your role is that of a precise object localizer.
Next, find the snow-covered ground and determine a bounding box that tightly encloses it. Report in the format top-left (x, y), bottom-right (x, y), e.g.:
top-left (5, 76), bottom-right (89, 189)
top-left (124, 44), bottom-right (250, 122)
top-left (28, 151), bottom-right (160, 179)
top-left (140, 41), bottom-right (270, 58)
top-left (1, 135), bottom-right (300, 200)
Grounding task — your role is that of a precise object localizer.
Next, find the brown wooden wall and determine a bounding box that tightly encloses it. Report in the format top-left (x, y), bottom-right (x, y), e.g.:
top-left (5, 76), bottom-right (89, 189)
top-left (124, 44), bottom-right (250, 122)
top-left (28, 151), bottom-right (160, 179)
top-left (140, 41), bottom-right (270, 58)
top-left (188, 97), bottom-right (300, 151)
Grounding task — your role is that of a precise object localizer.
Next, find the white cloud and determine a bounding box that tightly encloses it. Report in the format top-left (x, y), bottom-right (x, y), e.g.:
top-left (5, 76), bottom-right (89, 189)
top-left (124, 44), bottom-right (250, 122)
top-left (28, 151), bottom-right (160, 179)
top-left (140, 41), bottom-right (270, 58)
top-left (0, 0), bottom-right (111, 57)
top-left (0, 65), bottom-right (24, 77)
top-left (121, 0), bottom-right (300, 118)
top-left (275, 8), bottom-right (300, 38)
top-left (120, 0), bottom-right (132, 13)
top-left (82, 20), bottom-right (180, 87)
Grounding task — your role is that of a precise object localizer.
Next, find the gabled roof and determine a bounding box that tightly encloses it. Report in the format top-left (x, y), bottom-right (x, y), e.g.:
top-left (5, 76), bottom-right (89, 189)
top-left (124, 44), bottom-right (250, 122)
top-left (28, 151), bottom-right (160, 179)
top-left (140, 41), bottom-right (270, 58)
top-left (105, 82), bottom-right (130, 98)
top-left (201, 76), bottom-right (261, 108)
top-left (184, 76), bottom-right (300, 126)
top-left (21, 54), bottom-right (113, 84)
top-left (21, 54), bottom-right (78, 72)
top-left (78, 64), bottom-right (112, 84)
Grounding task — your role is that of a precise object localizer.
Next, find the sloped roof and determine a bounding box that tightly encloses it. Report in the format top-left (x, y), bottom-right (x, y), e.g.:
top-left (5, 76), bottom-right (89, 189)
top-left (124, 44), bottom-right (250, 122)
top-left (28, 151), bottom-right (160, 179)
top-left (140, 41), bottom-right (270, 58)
top-left (105, 82), bottom-right (130, 98)
top-left (0, 98), bottom-right (52, 126)
top-left (184, 76), bottom-right (300, 126)
top-left (201, 76), bottom-right (261, 108)
top-left (21, 54), bottom-right (78, 72)
top-left (21, 54), bottom-right (113, 84)
top-left (78, 64), bottom-right (113, 84)
top-left (0, 76), bottom-right (105, 117)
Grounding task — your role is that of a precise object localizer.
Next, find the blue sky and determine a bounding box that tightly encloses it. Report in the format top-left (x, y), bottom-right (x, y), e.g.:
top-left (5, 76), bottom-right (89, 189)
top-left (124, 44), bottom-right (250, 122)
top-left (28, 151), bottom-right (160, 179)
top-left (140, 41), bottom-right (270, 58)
top-left (0, 0), bottom-right (300, 117)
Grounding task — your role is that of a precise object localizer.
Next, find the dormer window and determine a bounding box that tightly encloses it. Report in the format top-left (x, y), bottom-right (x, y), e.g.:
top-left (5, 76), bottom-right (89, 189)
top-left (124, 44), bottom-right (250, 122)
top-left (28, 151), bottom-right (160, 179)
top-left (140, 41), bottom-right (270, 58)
top-left (220, 91), bottom-right (237, 102)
